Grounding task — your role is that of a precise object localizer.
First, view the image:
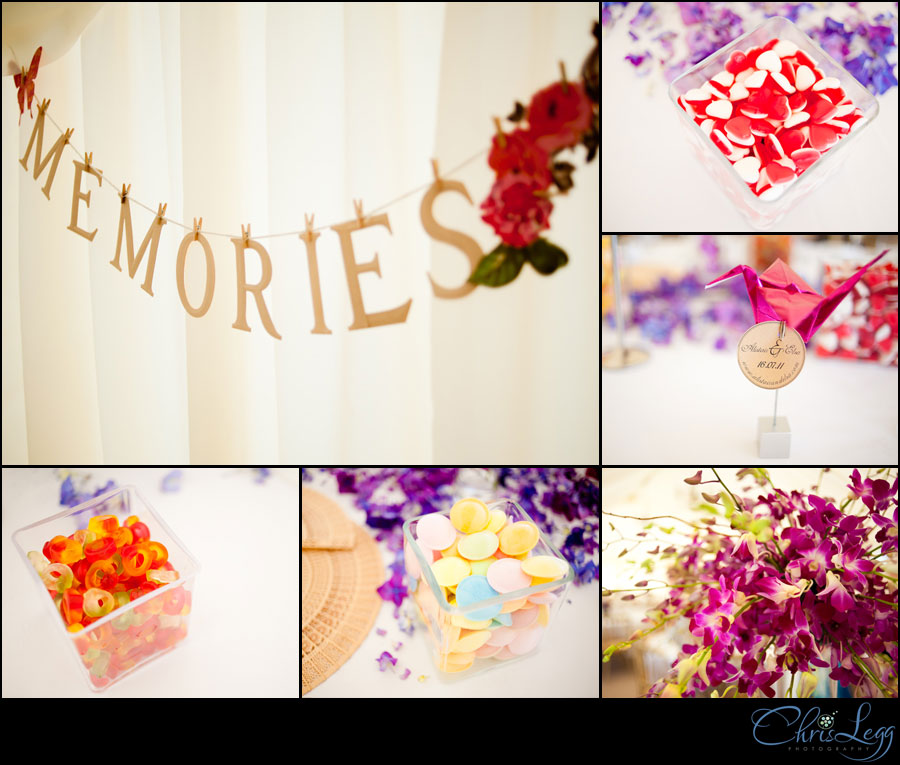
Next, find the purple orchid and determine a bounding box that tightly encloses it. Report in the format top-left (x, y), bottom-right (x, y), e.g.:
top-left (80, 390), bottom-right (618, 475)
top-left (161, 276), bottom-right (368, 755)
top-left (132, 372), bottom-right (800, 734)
top-left (689, 576), bottom-right (738, 647)
top-left (786, 538), bottom-right (834, 587)
top-left (615, 467), bottom-right (898, 699)
top-left (848, 468), bottom-right (896, 514)
top-left (818, 570), bottom-right (855, 612)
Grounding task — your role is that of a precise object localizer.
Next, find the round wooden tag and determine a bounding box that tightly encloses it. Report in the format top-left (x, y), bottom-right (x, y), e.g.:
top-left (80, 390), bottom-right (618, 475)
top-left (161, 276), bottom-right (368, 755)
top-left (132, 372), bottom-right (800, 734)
top-left (737, 321), bottom-right (805, 389)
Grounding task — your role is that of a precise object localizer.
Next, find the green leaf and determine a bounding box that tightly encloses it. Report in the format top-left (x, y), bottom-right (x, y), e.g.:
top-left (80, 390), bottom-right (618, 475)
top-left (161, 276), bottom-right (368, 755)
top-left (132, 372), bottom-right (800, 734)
top-left (469, 244), bottom-right (526, 287)
top-left (525, 238), bottom-right (569, 275)
top-left (720, 491), bottom-right (736, 519)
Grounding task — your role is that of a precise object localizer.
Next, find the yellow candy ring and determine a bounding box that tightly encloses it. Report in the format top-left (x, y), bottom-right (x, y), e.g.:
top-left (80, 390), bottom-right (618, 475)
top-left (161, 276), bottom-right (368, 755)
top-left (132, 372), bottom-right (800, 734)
top-left (83, 588), bottom-right (115, 618)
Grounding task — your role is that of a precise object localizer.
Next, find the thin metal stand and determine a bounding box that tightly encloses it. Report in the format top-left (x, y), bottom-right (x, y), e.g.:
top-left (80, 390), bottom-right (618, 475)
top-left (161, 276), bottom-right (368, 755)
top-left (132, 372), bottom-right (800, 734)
top-left (601, 235), bottom-right (649, 369)
top-left (759, 320), bottom-right (790, 457)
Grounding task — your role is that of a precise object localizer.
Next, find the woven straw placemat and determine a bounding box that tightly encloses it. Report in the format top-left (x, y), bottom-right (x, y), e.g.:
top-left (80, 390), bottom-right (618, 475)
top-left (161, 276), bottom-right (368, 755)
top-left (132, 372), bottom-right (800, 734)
top-left (302, 487), bottom-right (356, 550)
top-left (302, 491), bottom-right (384, 696)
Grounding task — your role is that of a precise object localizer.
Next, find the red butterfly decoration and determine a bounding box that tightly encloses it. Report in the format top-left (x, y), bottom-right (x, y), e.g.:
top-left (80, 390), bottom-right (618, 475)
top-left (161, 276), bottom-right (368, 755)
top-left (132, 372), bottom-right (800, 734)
top-left (14, 46), bottom-right (43, 125)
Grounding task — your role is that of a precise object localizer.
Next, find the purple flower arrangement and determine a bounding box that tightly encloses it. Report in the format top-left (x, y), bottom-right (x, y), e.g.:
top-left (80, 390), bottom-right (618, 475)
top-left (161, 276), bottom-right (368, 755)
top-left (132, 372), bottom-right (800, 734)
top-left (604, 2), bottom-right (898, 95)
top-left (603, 468), bottom-right (898, 698)
top-left (303, 467), bottom-right (599, 589)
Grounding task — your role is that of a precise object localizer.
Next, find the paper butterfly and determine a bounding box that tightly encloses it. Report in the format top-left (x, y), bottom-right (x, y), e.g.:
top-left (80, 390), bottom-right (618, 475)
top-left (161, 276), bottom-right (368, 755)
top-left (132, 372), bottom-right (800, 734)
top-left (14, 46), bottom-right (43, 125)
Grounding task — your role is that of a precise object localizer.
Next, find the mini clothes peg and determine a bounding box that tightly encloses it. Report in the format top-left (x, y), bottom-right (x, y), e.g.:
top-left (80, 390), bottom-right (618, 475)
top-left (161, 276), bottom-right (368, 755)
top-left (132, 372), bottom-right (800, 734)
top-left (430, 158), bottom-right (443, 189)
top-left (241, 223), bottom-right (251, 244)
top-left (120, 183), bottom-right (131, 203)
top-left (352, 199), bottom-right (366, 228)
top-left (193, 217), bottom-right (202, 241)
top-left (83, 152), bottom-right (102, 185)
top-left (492, 116), bottom-right (506, 149)
top-left (155, 203), bottom-right (167, 226)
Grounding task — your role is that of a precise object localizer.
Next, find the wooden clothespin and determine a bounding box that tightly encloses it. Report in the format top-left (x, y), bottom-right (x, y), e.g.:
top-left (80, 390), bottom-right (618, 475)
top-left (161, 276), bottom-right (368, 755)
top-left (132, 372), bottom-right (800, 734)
top-left (492, 116), bottom-right (506, 149)
top-left (37, 98), bottom-right (50, 117)
top-left (193, 217), bottom-right (202, 241)
top-left (83, 152), bottom-right (103, 185)
top-left (559, 61), bottom-right (568, 94)
top-left (304, 213), bottom-right (315, 237)
top-left (241, 223), bottom-right (251, 245)
top-left (155, 202), bottom-right (167, 226)
top-left (353, 199), bottom-right (366, 227)
top-left (120, 183), bottom-right (131, 204)
top-left (62, 127), bottom-right (74, 146)
top-left (431, 158), bottom-right (443, 188)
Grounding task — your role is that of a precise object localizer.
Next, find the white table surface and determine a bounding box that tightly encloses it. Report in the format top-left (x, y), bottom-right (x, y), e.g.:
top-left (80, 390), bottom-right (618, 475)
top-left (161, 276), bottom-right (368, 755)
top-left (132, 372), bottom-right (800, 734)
top-left (302, 472), bottom-right (599, 698)
top-left (2, 468), bottom-right (299, 698)
top-left (601, 3), bottom-right (899, 232)
top-left (602, 332), bottom-right (899, 464)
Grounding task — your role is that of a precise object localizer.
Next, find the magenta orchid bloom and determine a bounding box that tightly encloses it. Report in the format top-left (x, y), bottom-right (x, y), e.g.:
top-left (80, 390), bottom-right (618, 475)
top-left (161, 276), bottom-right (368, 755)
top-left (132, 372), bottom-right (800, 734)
top-left (626, 468), bottom-right (899, 699)
top-left (818, 570), bottom-right (855, 612)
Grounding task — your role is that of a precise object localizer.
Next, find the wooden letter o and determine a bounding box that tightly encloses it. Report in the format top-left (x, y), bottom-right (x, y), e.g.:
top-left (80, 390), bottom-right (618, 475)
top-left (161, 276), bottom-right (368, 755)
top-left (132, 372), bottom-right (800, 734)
top-left (175, 231), bottom-right (216, 317)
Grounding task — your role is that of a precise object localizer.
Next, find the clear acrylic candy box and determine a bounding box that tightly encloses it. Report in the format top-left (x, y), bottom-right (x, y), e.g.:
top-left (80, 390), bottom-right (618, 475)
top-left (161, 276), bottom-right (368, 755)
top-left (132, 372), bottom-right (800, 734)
top-left (668, 16), bottom-right (879, 229)
top-left (402, 498), bottom-right (573, 680)
top-left (11, 486), bottom-right (200, 692)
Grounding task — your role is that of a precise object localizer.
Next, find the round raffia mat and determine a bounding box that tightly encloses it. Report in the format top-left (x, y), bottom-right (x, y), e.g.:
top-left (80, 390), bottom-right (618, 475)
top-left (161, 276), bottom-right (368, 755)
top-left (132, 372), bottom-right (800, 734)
top-left (302, 493), bottom-right (384, 696)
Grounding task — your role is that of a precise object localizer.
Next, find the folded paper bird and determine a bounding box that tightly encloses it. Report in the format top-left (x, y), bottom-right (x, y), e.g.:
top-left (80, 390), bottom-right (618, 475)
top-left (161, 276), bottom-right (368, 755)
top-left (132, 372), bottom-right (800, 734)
top-left (706, 250), bottom-right (889, 343)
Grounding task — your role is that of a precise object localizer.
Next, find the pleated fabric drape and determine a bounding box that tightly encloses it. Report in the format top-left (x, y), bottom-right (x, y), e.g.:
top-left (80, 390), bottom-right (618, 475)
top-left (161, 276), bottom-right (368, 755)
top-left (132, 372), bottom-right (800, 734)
top-left (2, 2), bottom-right (598, 463)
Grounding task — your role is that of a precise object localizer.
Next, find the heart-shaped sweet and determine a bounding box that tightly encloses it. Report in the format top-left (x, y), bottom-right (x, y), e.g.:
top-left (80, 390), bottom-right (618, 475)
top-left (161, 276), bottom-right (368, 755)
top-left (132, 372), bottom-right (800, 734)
top-left (795, 65), bottom-right (816, 91)
top-left (765, 161), bottom-right (797, 184)
top-left (725, 50), bottom-right (749, 75)
top-left (791, 148), bottom-right (821, 173)
top-left (706, 99), bottom-right (733, 120)
top-left (807, 96), bottom-right (838, 123)
top-left (809, 124), bottom-right (838, 151)
top-left (777, 128), bottom-right (804, 156)
top-left (725, 115), bottom-right (752, 143)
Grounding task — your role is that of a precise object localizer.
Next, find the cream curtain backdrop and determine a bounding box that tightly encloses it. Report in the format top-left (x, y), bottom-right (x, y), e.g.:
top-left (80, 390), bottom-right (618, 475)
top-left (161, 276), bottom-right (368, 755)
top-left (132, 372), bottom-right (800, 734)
top-left (2, 2), bottom-right (599, 463)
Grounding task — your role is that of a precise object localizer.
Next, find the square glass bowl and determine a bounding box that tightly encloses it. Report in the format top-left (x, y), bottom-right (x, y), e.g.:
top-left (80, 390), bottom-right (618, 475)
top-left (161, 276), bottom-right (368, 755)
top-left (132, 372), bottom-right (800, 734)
top-left (669, 16), bottom-right (878, 229)
top-left (11, 486), bottom-right (200, 692)
top-left (402, 498), bottom-right (572, 679)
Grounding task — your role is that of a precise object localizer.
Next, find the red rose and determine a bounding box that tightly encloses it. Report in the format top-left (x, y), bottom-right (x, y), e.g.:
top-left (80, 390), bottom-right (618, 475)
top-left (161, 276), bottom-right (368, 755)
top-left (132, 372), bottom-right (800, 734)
top-left (480, 173), bottom-right (553, 248)
top-left (527, 80), bottom-right (593, 153)
top-left (488, 128), bottom-right (552, 188)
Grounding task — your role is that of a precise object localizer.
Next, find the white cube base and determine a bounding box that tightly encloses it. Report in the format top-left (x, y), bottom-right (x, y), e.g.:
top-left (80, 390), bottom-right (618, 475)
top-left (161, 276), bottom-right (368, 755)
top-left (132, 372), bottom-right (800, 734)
top-left (758, 416), bottom-right (791, 458)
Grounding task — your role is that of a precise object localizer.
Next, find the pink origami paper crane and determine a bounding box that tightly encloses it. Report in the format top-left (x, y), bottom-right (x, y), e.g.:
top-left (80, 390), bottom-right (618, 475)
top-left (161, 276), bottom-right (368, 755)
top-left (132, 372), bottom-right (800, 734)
top-left (706, 250), bottom-right (889, 343)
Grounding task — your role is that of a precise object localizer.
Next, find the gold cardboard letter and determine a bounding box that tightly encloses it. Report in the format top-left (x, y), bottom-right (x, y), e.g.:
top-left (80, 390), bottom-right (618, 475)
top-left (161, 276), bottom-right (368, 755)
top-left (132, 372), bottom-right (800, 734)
top-left (330, 207), bottom-right (411, 330)
top-left (110, 196), bottom-right (167, 297)
top-left (230, 226), bottom-right (282, 340)
top-left (67, 156), bottom-right (103, 242)
top-left (420, 174), bottom-right (482, 299)
top-left (175, 230), bottom-right (216, 317)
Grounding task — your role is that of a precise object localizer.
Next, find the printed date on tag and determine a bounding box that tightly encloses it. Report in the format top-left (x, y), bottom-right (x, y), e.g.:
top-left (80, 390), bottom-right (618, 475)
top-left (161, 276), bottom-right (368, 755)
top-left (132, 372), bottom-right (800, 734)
top-left (737, 321), bottom-right (805, 389)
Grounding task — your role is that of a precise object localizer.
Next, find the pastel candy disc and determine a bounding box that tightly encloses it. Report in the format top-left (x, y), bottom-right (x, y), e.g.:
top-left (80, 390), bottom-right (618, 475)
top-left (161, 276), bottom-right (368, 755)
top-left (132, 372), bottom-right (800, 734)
top-left (431, 556), bottom-right (471, 587)
top-left (498, 521), bottom-right (539, 555)
top-left (521, 555), bottom-right (567, 580)
top-left (486, 558), bottom-right (532, 593)
top-left (455, 575), bottom-right (502, 621)
top-left (450, 497), bottom-right (491, 533)
top-left (457, 531), bottom-right (499, 561)
top-left (416, 512), bottom-right (457, 550)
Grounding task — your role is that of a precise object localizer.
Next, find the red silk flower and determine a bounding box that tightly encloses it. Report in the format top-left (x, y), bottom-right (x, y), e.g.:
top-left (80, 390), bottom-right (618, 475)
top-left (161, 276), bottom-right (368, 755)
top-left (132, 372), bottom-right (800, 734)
top-left (526, 80), bottom-right (593, 154)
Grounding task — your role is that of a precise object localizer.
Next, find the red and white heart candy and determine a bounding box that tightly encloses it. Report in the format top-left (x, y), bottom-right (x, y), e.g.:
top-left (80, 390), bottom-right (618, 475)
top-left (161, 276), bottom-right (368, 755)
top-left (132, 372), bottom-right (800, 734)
top-left (676, 35), bottom-right (865, 197)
